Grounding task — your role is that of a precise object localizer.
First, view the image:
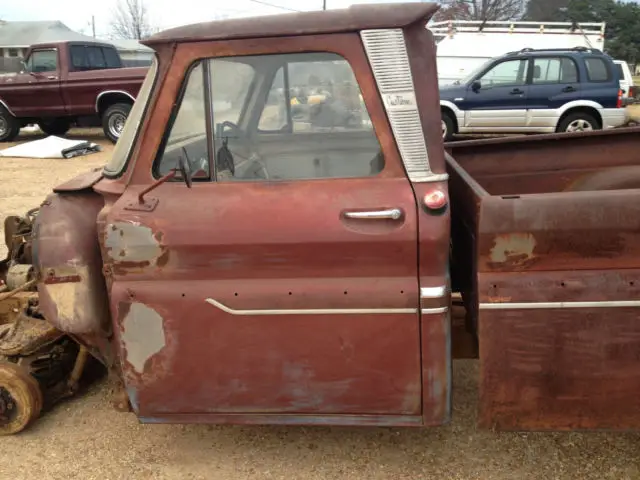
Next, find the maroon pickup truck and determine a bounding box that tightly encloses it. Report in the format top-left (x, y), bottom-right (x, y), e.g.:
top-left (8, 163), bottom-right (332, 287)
top-left (0, 41), bottom-right (147, 143)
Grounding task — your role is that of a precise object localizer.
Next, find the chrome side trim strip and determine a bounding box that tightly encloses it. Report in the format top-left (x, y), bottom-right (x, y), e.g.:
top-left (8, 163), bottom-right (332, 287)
top-left (420, 286), bottom-right (447, 299)
top-left (417, 173), bottom-right (449, 183)
top-left (205, 298), bottom-right (417, 316)
top-left (421, 307), bottom-right (449, 314)
top-left (480, 300), bottom-right (640, 310)
top-left (361, 28), bottom-right (438, 183)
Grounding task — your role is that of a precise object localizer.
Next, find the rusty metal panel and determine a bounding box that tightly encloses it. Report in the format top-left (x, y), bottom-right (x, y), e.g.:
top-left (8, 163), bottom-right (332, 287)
top-left (106, 174), bottom-right (423, 419)
top-left (478, 190), bottom-right (640, 273)
top-left (143, 3), bottom-right (438, 46)
top-left (52, 168), bottom-right (104, 193)
top-left (445, 127), bottom-right (640, 196)
top-left (479, 304), bottom-right (640, 431)
top-left (34, 192), bottom-right (112, 365)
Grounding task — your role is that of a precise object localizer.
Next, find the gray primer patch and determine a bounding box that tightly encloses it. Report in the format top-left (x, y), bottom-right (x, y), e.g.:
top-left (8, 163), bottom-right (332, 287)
top-left (105, 222), bottom-right (162, 263)
top-left (121, 303), bottom-right (166, 373)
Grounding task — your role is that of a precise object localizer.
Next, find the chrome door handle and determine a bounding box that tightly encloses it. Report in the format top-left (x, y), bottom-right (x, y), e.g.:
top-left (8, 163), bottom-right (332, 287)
top-left (344, 208), bottom-right (402, 220)
top-left (47, 76), bottom-right (57, 80)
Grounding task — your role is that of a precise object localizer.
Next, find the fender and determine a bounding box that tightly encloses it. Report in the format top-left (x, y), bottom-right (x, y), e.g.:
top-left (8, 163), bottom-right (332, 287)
top-left (34, 189), bottom-right (112, 363)
top-left (440, 100), bottom-right (464, 125)
top-left (95, 90), bottom-right (136, 113)
top-left (0, 98), bottom-right (15, 116)
top-left (556, 99), bottom-right (604, 118)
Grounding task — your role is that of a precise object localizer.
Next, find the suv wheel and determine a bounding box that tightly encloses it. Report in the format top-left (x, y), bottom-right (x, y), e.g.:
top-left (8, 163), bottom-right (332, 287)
top-left (442, 111), bottom-right (455, 142)
top-left (558, 112), bottom-right (600, 133)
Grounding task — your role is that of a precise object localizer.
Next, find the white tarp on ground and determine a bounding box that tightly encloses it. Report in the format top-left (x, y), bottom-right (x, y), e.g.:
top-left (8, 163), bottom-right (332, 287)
top-left (0, 135), bottom-right (102, 159)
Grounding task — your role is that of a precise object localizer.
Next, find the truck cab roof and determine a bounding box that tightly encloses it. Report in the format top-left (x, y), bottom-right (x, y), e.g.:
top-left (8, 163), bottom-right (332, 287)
top-left (143, 2), bottom-right (438, 45)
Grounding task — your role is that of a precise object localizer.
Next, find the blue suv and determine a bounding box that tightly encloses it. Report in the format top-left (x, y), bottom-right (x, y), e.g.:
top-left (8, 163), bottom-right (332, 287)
top-left (440, 47), bottom-right (629, 141)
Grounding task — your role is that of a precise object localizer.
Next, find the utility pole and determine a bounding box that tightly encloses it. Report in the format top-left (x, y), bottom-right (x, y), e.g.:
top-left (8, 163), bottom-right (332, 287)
top-left (91, 15), bottom-right (96, 38)
top-left (323, 0), bottom-right (326, 10)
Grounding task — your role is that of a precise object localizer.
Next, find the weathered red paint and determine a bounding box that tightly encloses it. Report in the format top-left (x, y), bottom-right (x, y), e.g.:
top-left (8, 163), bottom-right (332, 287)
top-left (34, 192), bottom-right (112, 364)
top-left (24, 2), bottom-right (640, 432)
top-left (448, 127), bottom-right (640, 430)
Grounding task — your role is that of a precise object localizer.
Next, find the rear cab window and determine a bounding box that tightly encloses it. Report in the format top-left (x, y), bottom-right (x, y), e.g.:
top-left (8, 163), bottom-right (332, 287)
top-left (155, 52), bottom-right (382, 182)
top-left (71, 45), bottom-right (122, 71)
top-left (584, 57), bottom-right (612, 82)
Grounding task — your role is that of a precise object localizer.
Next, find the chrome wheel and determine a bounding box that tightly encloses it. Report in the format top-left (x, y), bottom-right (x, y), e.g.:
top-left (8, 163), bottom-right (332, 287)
top-left (566, 118), bottom-right (594, 132)
top-left (0, 116), bottom-right (7, 138)
top-left (108, 112), bottom-right (127, 139)
top-left (442, 119), bottom-right (447, 139)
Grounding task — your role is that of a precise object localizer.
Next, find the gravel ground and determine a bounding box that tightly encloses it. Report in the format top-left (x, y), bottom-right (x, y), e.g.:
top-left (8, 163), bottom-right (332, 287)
top-left (1, 128), bottom-right (640, 480)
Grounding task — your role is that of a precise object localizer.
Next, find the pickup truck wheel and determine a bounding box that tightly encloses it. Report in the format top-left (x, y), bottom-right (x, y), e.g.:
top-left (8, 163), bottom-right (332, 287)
top-left (102, 103), bottom-right (132, 143)
top-left (38, 118), bottom-right (71, 137)
top-left (442, 112), bottom-right (455, 142)
top-left (557, 112), bottom-right (600, 133)
top-left (0, 107), bottom-right (20, 142)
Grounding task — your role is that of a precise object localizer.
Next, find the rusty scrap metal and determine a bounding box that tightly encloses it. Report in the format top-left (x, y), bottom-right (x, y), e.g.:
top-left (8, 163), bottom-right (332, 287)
top-left (6, 264), bottom-right (35, 290)
top-left (0, 362), bottom-right (43, 435)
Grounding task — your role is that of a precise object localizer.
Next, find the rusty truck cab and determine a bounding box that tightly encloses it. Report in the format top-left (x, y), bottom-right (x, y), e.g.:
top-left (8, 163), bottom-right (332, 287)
top-left (35, 4), bottom-right (453, 426)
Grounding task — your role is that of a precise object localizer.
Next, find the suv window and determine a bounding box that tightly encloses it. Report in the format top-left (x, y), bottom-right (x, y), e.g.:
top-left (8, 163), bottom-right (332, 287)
top-left (478, 59), bottom-right (528, 88)
top-left (532, 57), bottom-right (578, 84)
top-left (584, 57), bottom-right (611, 82)
top-left (157, 52), bottom-right (382, 182)
top-left (27, 49), bottom-right (57, 73)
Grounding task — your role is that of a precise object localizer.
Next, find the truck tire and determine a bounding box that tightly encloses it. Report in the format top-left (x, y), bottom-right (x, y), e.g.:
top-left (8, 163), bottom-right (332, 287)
top-left (557, 112), bottom-right (600, 133)
top-left (0, 106), bottom-right (20, 142)
top-left (442, 111), bottom-right (455, 142)
top-left (102, 103), bottom-right (132, 143)
top-left (38, 118), bottom-right (71, 137)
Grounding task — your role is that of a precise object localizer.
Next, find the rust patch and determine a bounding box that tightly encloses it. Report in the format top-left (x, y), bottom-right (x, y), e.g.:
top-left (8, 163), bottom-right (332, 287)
top-left (104, 222), bottom-right (163, 265)
top-left (489, 233), bottom-right (537, 268)
top-left (120, 303), bottom-right (166, 374)
top-left (42, 265), bottom-right (90, 332)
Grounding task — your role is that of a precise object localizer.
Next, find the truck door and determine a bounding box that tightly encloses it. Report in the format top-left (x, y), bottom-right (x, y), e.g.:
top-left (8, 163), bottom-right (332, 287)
top-left (8, 48), bottom-right (65, 117)
top-left (105, 40), bottom-right (426, 423)
top-left (462, 57), bottom-right (529, 130)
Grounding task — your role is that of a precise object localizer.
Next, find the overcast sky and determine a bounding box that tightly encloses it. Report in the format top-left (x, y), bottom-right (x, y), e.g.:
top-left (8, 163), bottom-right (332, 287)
top-left (0, 0), bottom-right (417, 39)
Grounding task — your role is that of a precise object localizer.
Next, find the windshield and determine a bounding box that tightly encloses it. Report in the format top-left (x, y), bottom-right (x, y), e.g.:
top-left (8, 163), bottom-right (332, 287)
top-left (103, 57), bottom-right (158, 176)
top-left (457, 58), bottom-right (494, 85)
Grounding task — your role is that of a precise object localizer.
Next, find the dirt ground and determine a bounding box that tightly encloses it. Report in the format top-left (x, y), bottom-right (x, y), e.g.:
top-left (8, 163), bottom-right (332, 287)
top-left (1, 129), bottom-right (640, 480)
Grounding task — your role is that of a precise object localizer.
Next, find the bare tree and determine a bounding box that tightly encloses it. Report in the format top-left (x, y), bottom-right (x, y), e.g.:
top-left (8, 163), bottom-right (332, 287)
top-left (434, 0), bottom-right (526, 22)
top-left (110, 0), bottom-right (156, 40)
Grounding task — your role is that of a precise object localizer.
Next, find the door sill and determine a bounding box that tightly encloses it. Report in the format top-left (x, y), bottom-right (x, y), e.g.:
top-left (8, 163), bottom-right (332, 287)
top-left (138, 412), bottom-right (426, 427)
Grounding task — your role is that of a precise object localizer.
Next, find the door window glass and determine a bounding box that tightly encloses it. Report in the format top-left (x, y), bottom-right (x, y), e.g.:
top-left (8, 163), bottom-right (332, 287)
top-left (532, 57), bottom-right (578, 84)
top-left (479, 59), bottom-right (528, 87)
top-left (27, 50), bottom-right (57, 73)
top-left (156, 61), bottom-right (209, 179)
top-left (154, 53), bottom-right (383, 182)
top-left (212, 53), bottom-right (381, 181)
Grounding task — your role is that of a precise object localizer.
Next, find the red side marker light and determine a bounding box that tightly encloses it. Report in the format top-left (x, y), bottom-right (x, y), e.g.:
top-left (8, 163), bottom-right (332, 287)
top-left (423, 189), bottom-right (447, 210)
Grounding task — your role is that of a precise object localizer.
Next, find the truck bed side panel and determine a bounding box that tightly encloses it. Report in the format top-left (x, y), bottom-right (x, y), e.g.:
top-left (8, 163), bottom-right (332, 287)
top-left (476, 190), bottom-right (640, 430)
